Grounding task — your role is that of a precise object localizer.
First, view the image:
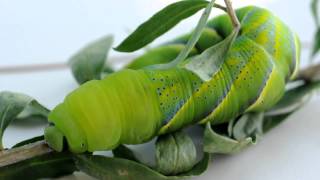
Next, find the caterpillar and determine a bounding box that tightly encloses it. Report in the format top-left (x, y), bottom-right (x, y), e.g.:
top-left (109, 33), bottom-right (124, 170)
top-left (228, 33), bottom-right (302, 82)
top-left (45, 6), bottom-right (300, 153)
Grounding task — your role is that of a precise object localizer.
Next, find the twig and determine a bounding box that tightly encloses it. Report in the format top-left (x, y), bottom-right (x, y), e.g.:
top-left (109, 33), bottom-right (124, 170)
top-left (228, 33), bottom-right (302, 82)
top-left (0, 141), bottom-right (53, 167)
top-left (213, 3), bottom-right (227, 12)
top-left (0, 63), bottom-right (68, 74)
top-left (224, 0), bottom-right (240, 29)
top-left (297, 63), bottom-right (320, 81)
top-left (0, 55), bottom-right (137, 74)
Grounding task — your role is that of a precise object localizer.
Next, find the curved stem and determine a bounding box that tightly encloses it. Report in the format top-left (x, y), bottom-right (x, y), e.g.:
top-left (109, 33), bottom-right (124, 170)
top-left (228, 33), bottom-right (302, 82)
top-left (224, 0), bottom-right (240, 29)
top-left (213, 3), bottom-right (227, 12)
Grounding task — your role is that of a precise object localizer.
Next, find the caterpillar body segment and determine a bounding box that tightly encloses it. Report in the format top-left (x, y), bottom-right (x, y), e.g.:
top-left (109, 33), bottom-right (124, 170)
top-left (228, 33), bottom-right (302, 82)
top-left (45, 6), bottom-right (300, 153)
top-left (160, 35), bottom-right (283, 133)
top-left (48, 70), bottom-right (165, 152)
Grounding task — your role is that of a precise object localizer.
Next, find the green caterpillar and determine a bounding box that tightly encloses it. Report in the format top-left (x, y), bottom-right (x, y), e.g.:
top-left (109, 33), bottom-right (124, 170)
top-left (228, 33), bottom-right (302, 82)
top-left (45, 6), bottom-right (300, 153)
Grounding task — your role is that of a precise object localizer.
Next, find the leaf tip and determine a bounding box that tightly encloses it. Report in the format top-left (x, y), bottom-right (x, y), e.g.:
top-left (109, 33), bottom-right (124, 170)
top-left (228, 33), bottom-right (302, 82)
top-left (113, 44), bottom-right (134, 53)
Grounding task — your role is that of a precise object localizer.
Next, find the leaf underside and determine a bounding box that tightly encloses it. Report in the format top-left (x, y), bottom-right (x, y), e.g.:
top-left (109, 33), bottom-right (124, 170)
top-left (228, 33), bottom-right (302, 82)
top-left (0, 91), bottom-right (48, 149)
top-left (69, 35), bottom-right (114, 84)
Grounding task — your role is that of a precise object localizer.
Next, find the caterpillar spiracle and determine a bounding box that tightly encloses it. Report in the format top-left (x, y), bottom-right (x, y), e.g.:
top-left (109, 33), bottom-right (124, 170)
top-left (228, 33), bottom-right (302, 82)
top-left (45, 6), bottom-right (300, 153)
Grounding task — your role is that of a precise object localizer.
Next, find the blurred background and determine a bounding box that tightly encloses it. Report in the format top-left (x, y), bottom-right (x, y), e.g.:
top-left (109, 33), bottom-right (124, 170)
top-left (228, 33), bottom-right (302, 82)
top-left (0, 1), bottom-right (320, 179)
top-left (0, 0), bottom-right (316, 108)
top-left (0, 0), bottom-right (314, 66)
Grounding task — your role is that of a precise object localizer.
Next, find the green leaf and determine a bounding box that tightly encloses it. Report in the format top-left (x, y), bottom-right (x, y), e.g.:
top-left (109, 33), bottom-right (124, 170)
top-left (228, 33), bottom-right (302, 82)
top-left (155, 131), bottom-right (197, 175)
top-left (0, 91), bottom-right (48, 150)
top-left (311, 0), bottom-right (319, 27)
top-left (0, 152), bottom-right (76, 180)
top-left (147, 0), bottom-right (217, 70)
top-left (74, 153), bottom-right (210, 180)
top-left (311, 0), bottom-right (320, 58)
top-left (103, 64), bottom-right (115, 74)
top-left (262, 113), bottom-right (293, 133)
top-left (263, 80), bottom-right (320, 132)
top-left (112, 145), bottom-right (139, 162)
top-left (311, 29), bottom-right (320, 57)
top-left (15, 100), bottom-right (49, 122)
top-left (12, 135), bottom-right (44, 148)
top-left (204, 123), bottom-right (254, 154)
top-left (101, 65), bottom-right (116, 80)
top-left (69, 35), bottom-right (114, 84)
top-left (178, 153), bottom-right (210, 177)
top-left (231, 113), bottom-right (264, 141)
top-left (126, 45), bottom-right (198, 70)
top-left (185, 29), bottom-right (238, 81)
top-left (75, 154), bottom-right (166, 180)
top-left (114, 0), bottom-right (209, 52)
top-left (266, 81), bottom-right (320, 116)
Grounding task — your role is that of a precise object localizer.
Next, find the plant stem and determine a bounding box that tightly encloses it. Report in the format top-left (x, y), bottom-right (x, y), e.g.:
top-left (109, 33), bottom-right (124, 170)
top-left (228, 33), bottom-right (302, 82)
top-left (213, 3), bottom-right (227, 12)
top-left (224, 0), bottom-right (240, 29)
top-left (297, 63), bottom-right (320, 82)
top-left (0, 55), bottom-right (136, 74)
top-left (0, 63), bottom-right (68, 74)
top-left (0, 140), bottom-right (53, 167)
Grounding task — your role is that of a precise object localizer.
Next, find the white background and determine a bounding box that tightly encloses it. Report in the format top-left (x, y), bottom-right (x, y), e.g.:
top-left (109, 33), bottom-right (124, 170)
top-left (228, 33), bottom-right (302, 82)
top-left (1, 0), bottom-right (320, 180)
